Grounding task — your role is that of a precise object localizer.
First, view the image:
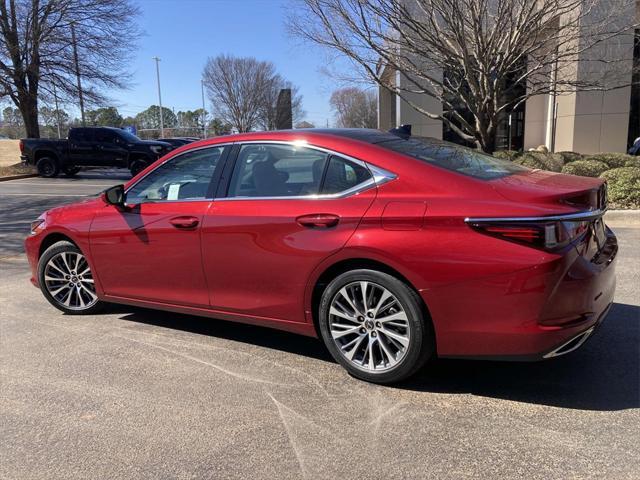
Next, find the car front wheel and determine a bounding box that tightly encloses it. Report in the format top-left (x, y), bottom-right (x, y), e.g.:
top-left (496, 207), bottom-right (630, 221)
top-left (318, 269), bottom-right (434, 384)
top-left (38, 241), bottom-right (103, 315)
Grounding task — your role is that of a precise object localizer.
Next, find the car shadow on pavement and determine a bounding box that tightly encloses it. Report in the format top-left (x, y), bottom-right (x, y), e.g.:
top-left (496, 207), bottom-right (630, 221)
top-left (402, 302), bottom-right (640, 411)
top-left (117, 307), bottom-right (333, 362)
top-left (116, 302), bottom-right (639, 412)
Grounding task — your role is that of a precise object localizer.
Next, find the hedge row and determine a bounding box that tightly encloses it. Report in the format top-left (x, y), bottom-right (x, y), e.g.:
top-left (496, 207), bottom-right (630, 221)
top-left (493, 150), bottom-right (640, 209)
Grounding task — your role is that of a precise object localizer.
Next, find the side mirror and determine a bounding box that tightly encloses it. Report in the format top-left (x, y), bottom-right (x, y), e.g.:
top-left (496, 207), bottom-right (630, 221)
top-left (103, 184), bottom-right (125, 207)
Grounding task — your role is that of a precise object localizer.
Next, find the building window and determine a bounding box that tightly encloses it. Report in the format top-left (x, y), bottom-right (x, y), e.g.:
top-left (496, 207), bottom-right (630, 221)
top-left (442, 61), bottom-right (526, 151)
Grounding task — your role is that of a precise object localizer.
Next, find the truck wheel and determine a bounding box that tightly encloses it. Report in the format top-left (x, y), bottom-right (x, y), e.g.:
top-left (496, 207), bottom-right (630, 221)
top-left (129, 159), bottom-right (148, 177)
top-left (62, 166), bottom-right (81, 177)
top-left (36, 157), bottom-right (59, 178)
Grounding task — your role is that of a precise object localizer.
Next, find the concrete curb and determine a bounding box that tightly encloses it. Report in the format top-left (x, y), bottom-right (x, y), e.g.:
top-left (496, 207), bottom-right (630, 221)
top-left (605, 210), bottom-right (640, 227)
top-left (0, 173), bottom-right (38, 182)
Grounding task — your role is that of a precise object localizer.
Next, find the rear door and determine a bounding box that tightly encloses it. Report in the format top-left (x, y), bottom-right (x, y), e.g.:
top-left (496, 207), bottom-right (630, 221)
top-left (68, 128), bottom-right (96, 165)
top-left (200, 142), bottom-right (379, 322)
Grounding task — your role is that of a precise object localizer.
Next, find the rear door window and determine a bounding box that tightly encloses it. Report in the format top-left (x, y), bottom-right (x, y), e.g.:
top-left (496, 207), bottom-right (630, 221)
top-left (321, 156), bottom-right (373, 194)
top-left (71, 129), bottom-right (94, 142)
top-left (228, 144), bottom-right (329, 197)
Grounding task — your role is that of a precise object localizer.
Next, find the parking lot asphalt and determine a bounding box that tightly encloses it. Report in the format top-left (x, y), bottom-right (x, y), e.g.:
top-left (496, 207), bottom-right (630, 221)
top-left (1, 172), bottom-right (639, 479)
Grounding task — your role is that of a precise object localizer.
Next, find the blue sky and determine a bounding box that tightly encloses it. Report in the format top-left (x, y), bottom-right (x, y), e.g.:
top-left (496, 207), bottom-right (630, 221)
top-left (113, 0), bottom-right (337, 127)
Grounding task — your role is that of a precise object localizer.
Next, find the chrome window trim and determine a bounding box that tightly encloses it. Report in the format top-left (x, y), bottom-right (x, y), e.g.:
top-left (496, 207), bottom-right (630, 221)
top-left (124, 143), bottom-right (232, 203)
top-left (220, 140), bottom-right (397, 201)
top-left (465, 208), bottom-right (607, 224)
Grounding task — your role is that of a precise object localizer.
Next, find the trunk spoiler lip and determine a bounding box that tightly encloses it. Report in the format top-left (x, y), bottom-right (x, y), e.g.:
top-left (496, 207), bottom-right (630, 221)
top-left (465, 208), bottom-right (607, 224)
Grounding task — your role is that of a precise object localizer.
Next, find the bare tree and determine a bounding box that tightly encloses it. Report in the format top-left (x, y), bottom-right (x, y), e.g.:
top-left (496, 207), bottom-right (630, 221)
top-left (330, 87), bottom-right (377, 128)
top-left (289, 0), bottom-right (639, 152)
top-left (203, 54), bottom-right (305, 132)
top-left (203, 55), bottom-right (276, 133)
top-left (0, 0), bottom-right (140, 138)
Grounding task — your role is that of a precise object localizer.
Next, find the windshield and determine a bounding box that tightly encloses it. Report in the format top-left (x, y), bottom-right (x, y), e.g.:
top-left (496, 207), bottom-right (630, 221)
top-left (377, 137), bottom-right (529, 180)
top-left (118, 130), bottom-right (141, 142)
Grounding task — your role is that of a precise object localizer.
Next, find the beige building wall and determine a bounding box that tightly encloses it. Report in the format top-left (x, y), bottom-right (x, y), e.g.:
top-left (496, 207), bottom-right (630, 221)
top-left (379, 1), bottom-right (638, 154)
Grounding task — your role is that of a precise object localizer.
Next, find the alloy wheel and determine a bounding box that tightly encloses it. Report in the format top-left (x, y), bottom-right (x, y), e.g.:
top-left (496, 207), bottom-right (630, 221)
top-left (43, 251), bottom-right (98, 310)
top-left (328, 281), bottom-right (411, 372)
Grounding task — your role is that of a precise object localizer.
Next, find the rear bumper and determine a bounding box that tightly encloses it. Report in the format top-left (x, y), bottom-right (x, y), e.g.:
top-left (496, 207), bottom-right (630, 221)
top-left (431, 228), bottom-right (618, 360)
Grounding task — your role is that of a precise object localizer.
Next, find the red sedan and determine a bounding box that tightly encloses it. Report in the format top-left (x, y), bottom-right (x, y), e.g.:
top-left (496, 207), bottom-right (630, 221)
top-left (25, 129), bottom-right (617, 383)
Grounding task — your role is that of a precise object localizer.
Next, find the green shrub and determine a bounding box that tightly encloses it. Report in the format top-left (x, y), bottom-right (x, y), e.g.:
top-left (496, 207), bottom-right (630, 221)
top-left (493, 150), bottom-right (521, 161)
top-left (543, 153), bottom-right (565, 172)
top-left (561, 160), bottom-right (610, 177)
top-left (514, 154), bottom-right (546, 170)
top-left (624, 157), bottom-right (640, 168)
top-left (586, 153), bottom-right (636, 169)
top-left (557, 151), bottom-right (583, 163)
top-left (514, 151), bottom-right (564, 172)
top-left (600, 167), bottom-right (640, 209)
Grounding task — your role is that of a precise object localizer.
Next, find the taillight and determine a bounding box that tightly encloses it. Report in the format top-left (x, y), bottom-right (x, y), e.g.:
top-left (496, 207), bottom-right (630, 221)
top-left (19, 140), bottom-right (24, 153)
top-left (469, 220), bottom-right (590, 251)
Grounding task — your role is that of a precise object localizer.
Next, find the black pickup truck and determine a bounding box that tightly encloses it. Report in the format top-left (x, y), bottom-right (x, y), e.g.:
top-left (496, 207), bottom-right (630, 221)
top-left (20, 127), bottom-right (173, 177)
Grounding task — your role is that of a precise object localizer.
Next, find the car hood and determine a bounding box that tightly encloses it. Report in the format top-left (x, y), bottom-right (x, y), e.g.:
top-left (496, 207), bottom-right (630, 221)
top-left (43, 196), bottom-right (103, 218)
top-left (489, 169), bottom-right (604, 206)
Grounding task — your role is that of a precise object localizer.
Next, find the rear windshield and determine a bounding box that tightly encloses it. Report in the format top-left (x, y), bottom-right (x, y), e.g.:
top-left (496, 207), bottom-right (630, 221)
top-left (377, 137), bottom-right (528, 180)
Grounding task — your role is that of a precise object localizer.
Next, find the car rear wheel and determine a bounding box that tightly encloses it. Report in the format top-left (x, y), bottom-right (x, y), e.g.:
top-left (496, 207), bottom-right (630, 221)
top-left (129, 159), bottom-right (148, 177)
top-left (318, 269), bottom-right (434, 384)
top-left (38, 241), bottom-right (103, 315)
top-left (36, 157), bottom-right (59, 178)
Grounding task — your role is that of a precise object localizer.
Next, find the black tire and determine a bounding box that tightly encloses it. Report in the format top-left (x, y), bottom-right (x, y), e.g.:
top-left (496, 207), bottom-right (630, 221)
top-left (62, 166), bottom-right (81, 177)
top-left (36, 156), bottom-right (59, 178)
top-left (37, 240), bottom-right (104, 315)
top-left (129, 159), bottom-right (148, 177)
top-left (318, 269), bottom-right (434, 384)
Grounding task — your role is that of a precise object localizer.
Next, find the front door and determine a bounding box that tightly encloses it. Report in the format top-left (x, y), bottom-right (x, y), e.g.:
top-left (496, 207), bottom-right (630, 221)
top-left (89, 145), bottom-right (228, 307)
top-left (201, 142), bottom-right (378, 322)
top-left (94, 128), bottom-right (129, 167)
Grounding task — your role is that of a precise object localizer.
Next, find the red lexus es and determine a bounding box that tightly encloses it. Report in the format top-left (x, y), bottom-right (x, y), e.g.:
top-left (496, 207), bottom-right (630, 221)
top-left (25, 128), bottom-right (617, 383)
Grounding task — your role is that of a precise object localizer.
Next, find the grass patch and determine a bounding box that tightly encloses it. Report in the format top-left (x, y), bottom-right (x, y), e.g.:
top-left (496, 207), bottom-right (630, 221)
top-left (0, 162), bottom-right (36, 178)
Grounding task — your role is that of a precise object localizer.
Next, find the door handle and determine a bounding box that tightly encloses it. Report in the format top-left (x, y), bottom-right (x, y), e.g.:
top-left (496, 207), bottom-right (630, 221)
top-left (296, 214), bottom-right (340, 228)
top-left (169, 216), bottom-right (199, 229)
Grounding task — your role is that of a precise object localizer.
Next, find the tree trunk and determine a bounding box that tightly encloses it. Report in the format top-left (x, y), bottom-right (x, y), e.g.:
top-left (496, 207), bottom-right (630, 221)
top-left (19, 93), bottom-right (40, 138)
top-left (475, 119), bottom-right (497, 154)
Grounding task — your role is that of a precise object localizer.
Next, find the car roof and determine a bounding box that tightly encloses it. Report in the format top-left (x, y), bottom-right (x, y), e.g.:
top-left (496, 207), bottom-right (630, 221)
top-left (197, 128), bottom-right (427, 145)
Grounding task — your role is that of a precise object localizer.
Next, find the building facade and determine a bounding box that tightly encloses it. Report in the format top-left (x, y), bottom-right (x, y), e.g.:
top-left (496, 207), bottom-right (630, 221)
top-left (378, 4), bottom-right (640, 154)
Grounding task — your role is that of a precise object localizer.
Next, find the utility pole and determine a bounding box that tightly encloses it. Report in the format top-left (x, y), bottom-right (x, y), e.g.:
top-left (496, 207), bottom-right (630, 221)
top-left (201, 79), bottom-right (207, 138)
top-left (53, 82), bottom-right (62, 139)
top-left (71, 22), bottom-right (85, 126)
top-left (153, 57), bottom-right (164, 137)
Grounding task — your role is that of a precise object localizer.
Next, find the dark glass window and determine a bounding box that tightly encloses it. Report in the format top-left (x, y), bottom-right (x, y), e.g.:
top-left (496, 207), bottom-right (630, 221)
top-left (95, 129), bottom-right (117, 143)
top-left (378, 137), bottom-right (528, 180)
top-left (71, 129), bottom-right (93, 142)
top-left (127, 146), bottom-right (223, 203)
top-left (228, 144), bottom-right (329, 197)
top-left (321, 156), bottom-right (373, 194)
